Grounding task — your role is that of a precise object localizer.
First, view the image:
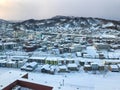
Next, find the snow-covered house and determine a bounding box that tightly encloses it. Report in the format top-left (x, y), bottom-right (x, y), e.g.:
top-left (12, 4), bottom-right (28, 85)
top-left (21, 62), bottom-right (38, 71)
top-left (69, 44), bottom-right (82, 53)
top-left (100, 34), bottom-right (116, 44)
top-left (105, 60), bottom-right (120, 65)
top-left (28, 56), bottom-right (46, 64)
top-left (11, 56), bottom-right (28, 68)
top-left (0, 60), bottom-right (7, 67)
top-left (109, 65), bottom-right (119, 72)
top-left (0, 42), bottom-right (18, 50)
top-left (67, 63), bottom-right (79, 71)
top-left (57, 65), bottom-right (69, 73)
top-left (6, 61), bottom-right (17, 68)
top-left (45, 57), bottom-right (58, 65)
top-left (94, 43), bottom-right (110, 50)
top-left (57, 57), bottom-right (65, 65)
top-left (41, 64), bottom-right (56, 74)
top-left (23, 44), bottom-right (37, 52)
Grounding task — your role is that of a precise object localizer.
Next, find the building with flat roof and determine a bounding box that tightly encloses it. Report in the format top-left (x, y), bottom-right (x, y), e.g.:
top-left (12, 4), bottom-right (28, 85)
top-left (0, 70), bottom-right (53, 90)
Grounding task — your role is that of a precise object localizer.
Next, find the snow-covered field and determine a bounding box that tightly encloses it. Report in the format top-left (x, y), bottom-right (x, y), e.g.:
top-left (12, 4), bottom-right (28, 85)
top-left (0, 67), bottom-right (120, 90)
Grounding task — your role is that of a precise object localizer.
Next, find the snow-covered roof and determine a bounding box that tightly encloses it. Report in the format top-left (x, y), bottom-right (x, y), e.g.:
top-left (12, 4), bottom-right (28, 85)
top-left (110, 65), bottom-right (118, 68)
top-left (11, 56), bottom-right (28, 58)
top-left (105, 60), bottom-right (120, 63)
top-left (58, 65), bottom-right (67, 69)
top-left (108, 52), bottom-right (120, 59)
top-left (85, 46), bottom-right (98, 58)
top-left (67, 63), bottom-right (78, 68)
top-left (0, 70), bottom-right (27, 89)
top-left (65, 58), bottom-right (74, 61)
top-left (46, 57), bottom-right (58, 61)
top-left (76, 52), bottom-right (81, 56)
top-left (91, 62), bottom-right (98, 65)
top-left (29, 56), bottom-right (46, 60)
top-left (0, 55), bottom-right (6, 58)
top-left (7, 61), bottom-right (16, 64)
top-left (98, 63), bottom-right (104, 66)
top-left (0, 60), bottom-right (7, 63)
top-left (79, 58), bottom-right (100, 63)
top-left (1, 42), bottom-right (17, 45)
top-left (18, 78), bottom-right (53, 89)
top-left (57, 57), bottom-right (65, 61)
top-left (27, 62), bottom-right (38, 67)
top-left (1, 64), bottom-right (120, 90)
top-left (100, 34), bottom-right (116, 39)
top-left (84, 64), bottom-right (91, 67)
top-left (41, 64), bottom-right (51, 70)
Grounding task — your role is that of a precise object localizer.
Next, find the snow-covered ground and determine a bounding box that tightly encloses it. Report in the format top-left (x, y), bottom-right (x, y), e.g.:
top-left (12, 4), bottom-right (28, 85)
top-left (0, 67), bottom-right (120, 90)
top-left (0, 46), bottom-right (120, 90)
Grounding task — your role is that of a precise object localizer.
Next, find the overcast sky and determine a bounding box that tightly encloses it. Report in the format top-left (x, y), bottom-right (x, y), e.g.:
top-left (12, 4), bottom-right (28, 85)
top-left (0, 0), bottom-right (120, 20)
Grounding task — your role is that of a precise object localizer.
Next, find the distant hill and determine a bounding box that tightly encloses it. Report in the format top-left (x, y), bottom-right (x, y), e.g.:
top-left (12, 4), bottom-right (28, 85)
top-left (0, 16), bottom-right (120, 36)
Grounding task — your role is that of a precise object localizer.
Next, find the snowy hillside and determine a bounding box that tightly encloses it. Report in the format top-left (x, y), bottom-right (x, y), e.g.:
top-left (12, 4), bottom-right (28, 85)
top-left (0, 16), bottom-right (120, 36)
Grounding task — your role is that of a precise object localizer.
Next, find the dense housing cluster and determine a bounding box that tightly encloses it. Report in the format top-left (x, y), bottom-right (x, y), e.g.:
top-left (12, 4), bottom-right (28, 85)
top-left (0, 31), bottom-right (120, 75)
top-left (0, 17), bottom-right (120, 90)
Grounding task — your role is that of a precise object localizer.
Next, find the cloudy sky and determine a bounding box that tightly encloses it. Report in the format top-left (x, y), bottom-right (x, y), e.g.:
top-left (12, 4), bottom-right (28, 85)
top-left (0, 0), bottom-right (120, 20)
